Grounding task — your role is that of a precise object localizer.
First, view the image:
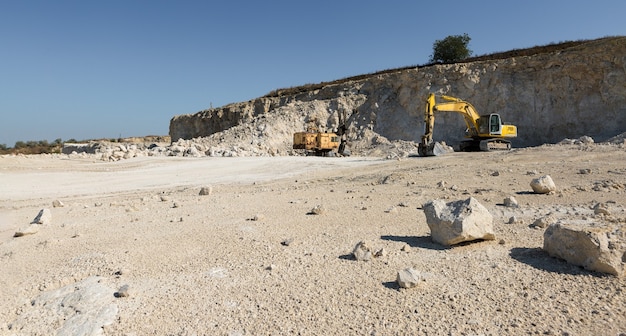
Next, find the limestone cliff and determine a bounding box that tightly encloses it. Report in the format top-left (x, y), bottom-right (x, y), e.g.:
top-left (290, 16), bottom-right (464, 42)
top-left (169, 37), bottom-right (626, 152)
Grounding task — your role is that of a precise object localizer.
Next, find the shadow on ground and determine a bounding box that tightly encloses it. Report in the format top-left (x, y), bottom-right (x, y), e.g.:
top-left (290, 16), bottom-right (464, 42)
top-left (509, 247), bottom-right (606, 277)
top-left (338, 254), bottom-right (355, 261)
top-left (380, 235), bottom-right (449, 250)
top-left (382, 281), bottom-right (400, 291)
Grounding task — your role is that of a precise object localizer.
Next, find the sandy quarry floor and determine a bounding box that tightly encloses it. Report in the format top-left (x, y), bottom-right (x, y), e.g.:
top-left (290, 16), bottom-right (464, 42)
top-left (0, 145), bottom-right (625, 335)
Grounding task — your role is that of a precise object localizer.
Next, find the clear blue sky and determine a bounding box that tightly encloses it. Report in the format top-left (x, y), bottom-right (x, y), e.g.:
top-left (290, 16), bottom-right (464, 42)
top-left (1, 1), bottom-right (624, 147)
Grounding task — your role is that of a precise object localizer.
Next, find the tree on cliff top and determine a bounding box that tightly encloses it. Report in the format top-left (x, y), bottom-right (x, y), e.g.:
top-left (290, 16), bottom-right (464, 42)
top-left (429, 33), bottom-right (472, 63)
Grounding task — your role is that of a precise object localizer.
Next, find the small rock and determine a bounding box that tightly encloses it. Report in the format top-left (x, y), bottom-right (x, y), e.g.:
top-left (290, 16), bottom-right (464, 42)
top-left (401, 244), bottom-right (411, 252)
top-left (504, 196), bottom-right (519, 208)
top-left (307, 205), bottom-right (326, 215)
top-left (579, 168), bottom-right (592, 175)
top-left (114, 285), bottom-right (130, 298)
top-left (532, 214), bottom-right (557, 229)
top-left (508, 216), bottom-right (516, 224)
top-left (281, 238), bottom-right (294, 246)
top-left (385, 206), bottom-right (397, 213)
top-left (52, 200), bottom-right (65, 208)
top-left (530, 175), bottom-right (557, 194)
top-left (526, 170), bottom-right (538, 176)
top-left (251, 214), bottom-right (265, 221)
top-left (593, 203), bottom-right (611, 216)
top-left (578, 135), bottom-right (595, 145)
top-left (374, 248), bottom-right (387, 257)
top-left (114, 268), bottom-right (129, 276)
top-left (397, 268), bottom-right (423, 289)
top-left (266, 264), bottom-right (277, 271)
top-left (159, 195), bottom-right (170, 202)
top-left (31, 209), bottom-right (52, 225)
top-left (498, 239), bottom-right (506, 245)
top-left (199, 186), bottom-right (213, 196)
top-left (352, 241), bottom-right (372, 261)
top-left (491, 171), bottom-right (500, 177)
top-left (437, 181), bottom-right (447, 188)
top-left (14, 224), bottom-right (40, 237)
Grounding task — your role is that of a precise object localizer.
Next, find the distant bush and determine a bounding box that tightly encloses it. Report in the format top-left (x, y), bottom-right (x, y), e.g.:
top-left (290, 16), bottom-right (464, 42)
top-left (0, 139), bottom-right (63, 155)
top-left (429, 33), bottom-right (472, 63)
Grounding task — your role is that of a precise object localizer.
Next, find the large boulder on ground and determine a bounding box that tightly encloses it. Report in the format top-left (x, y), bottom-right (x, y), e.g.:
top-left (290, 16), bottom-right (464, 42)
top-left (530, 175), bottom-right (557, 194)
top-left (422, 197), bottom-right (495, 246)
top-left (543, 220), bottom-right (625, 277)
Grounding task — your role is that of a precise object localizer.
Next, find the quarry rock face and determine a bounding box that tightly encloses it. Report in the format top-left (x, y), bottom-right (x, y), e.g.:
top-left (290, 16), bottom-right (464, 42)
top-left (422, 197), bottom-right (495, 246)
top-left (170, 37), bottom-right (626, 153)
top-left (543, 221), bottom-right (625, 277)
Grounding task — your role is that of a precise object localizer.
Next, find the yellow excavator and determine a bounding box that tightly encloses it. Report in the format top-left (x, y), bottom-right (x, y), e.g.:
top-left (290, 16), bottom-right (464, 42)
top-left (418, 93), bottom-right (517, 156)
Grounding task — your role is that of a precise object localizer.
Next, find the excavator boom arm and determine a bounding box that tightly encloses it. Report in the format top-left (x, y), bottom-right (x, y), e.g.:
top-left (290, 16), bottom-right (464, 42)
top-left (421, 93), bottom-right (481, 145)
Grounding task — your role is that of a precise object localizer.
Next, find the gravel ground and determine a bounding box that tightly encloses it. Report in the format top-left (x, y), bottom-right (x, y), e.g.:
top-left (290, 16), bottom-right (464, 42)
top-left (1, 144), bottom-right (625, 335)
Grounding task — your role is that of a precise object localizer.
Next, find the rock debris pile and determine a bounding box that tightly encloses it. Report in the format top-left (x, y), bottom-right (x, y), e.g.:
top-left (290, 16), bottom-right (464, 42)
top-left (56, 133), bottom-right (626, 162)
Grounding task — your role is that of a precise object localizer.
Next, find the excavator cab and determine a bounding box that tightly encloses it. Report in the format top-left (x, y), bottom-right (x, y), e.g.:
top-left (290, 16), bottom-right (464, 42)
top-left (477, 114), bottom-right (502, 136)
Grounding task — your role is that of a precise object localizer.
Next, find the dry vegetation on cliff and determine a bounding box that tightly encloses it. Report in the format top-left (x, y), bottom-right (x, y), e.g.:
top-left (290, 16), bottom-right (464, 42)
top-left (264, 37), bottom-right (611, 98)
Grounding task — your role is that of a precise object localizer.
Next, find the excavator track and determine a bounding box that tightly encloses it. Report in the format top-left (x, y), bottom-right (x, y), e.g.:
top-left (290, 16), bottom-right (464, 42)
top-left (479, 139), bottom-right (512, 151)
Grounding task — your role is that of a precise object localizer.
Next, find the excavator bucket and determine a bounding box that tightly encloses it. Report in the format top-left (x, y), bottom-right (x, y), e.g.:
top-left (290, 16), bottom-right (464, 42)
top-left (418, 142), bottom-right (447, 157)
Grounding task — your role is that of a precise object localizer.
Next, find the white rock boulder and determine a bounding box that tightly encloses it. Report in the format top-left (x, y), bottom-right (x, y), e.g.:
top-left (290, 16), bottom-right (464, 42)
top-left (543, 220), bottom-right (625, 277)
top-left (422, 197), bottom-right (495, 246)
top-left (530, 175), bottom-right (556, 194)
